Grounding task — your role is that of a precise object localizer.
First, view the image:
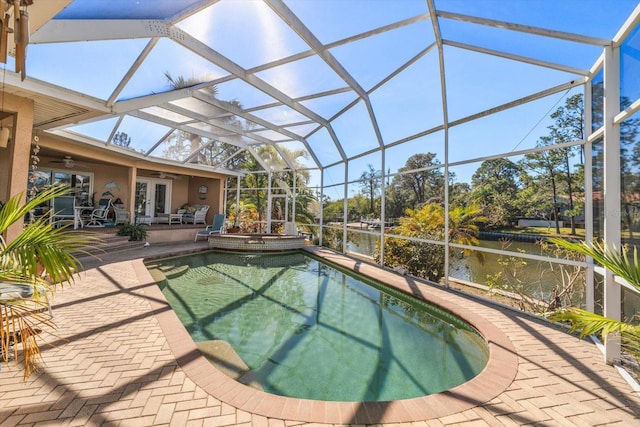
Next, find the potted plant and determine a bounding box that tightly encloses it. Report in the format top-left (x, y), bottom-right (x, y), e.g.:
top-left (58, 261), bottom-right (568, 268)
top-left (227, 216), bottom-right (241, 234)
top-left (117, 222), bottom-right (148, 241)
top-left (227, 203), bottom-right (243, 233)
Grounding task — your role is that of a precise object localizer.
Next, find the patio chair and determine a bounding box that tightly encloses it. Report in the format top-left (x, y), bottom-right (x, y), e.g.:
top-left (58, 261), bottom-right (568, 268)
top-left (85, 199), bottom-right (112, 227)
top-left (194, 213), bottom-right (226, 241)
top-left (113, 205), bottom-right (130, 225)
top-left (50, 196), bottom-right (75, 228)
top-left (183, 205), bottom-right (209, 225)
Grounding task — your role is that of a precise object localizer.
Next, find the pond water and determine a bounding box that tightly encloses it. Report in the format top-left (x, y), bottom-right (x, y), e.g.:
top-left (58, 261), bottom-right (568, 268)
top-left (346, 232), bottom-right (640, 320)
top-left (346, 232), bottom-right (577, 299)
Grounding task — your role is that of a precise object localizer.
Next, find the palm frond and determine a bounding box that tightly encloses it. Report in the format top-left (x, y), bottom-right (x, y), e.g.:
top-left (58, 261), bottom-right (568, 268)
top-left (550, 307), bottom-right (637, 337)
top-left (552, 307), bottom-right (640, 359)
top-left (1, 186), bottom-right (95, 378)
top-left (0, 299), bottom-right (54, 377)
top-left (548, 238), bottom-right (640, 291)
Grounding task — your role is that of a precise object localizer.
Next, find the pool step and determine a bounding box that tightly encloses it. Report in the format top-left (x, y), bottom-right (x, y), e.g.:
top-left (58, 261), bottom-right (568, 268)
top-left (196, 340), bottom-right (264, 391)
top-left (73, 231), bottom-right (143, 261)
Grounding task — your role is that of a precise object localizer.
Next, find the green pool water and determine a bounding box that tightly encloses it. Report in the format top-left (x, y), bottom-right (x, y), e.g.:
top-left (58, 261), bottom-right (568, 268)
top-left (149, 251), bottom-right (489, 402)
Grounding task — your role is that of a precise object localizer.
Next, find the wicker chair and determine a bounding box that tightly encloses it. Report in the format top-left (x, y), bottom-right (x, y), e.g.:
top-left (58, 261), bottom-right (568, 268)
top-left (182, 205), bottom-right (209, 225)
top-left (113, 205), bottom-right (130, 225)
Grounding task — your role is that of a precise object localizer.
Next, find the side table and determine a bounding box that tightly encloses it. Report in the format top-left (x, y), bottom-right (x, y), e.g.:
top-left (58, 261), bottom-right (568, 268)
top-left (168, 213), bottom-right (183, 225)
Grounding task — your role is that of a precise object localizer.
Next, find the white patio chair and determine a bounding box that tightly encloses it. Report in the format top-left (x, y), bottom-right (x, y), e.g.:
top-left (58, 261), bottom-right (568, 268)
top-left (85, 199), bottom-right (112, 227)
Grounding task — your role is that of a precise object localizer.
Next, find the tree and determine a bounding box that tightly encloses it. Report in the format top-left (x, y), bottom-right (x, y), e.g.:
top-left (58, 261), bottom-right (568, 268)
top-left (226, 200), bottom-right (260, 232)
top-left (112, 131), bottom-right (131, 148)
top-left (392, 153), bottom-right (445, 211)
top-left (620, 96), bottom-right (640, 240)
top-left (471, 158), bottom-right (522, 229)
top-left (359, 164), bottom-right (381, 215)
top-left (517, 172), bottom-right (558, 229)
top-left (522, 137), bottom-right (565, 234)
top-left (547, 94), bottom-right (585, 235)
top-left (1, 185), bottom-right (91, 378)
top-left (449, 202), bottom-right (486, 248)
top-left (449, 181), bottom-right (472, 209)
top-left (238, 157), bottom-right (268, 227)
top-left (348, 194), bottom-right (370, 222)
top-left (164, 72), bottom-right (247, 166)
top-left (385, 183), bottom-right (411, 220)
top-left (375, 202), bottom-right (485, 282)
top-left (231, 144), bottom-right (316, 233)
top-left (322, 198), bottom-right (344, 224)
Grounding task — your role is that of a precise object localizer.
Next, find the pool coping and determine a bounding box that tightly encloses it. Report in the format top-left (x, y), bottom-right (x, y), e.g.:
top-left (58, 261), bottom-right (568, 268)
top-left (135, 246), bottom-right (518, 424)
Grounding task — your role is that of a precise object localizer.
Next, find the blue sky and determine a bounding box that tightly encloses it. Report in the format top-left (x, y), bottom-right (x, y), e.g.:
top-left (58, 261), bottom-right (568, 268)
top-left (20, 0), bottom-right (640, 187)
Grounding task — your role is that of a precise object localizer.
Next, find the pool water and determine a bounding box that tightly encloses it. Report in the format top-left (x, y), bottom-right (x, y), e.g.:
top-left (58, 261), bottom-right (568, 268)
top-left (150, 251), bottom-right (489, 402)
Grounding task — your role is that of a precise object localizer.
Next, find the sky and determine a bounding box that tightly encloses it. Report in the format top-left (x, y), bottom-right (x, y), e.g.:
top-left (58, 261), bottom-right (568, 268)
top-left (16, 0), bottom-right (640, 188)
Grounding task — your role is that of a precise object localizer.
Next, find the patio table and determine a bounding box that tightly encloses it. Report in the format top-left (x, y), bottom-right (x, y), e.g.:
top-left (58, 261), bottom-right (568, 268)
top-left (168, 213), bottom-right (183, 225)
top-left (74, 206), bottom-right (94, 229)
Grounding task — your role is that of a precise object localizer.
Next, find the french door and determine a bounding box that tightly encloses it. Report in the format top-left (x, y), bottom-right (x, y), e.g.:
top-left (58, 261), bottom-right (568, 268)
top-left (135, 178), bottom-right (172, 219)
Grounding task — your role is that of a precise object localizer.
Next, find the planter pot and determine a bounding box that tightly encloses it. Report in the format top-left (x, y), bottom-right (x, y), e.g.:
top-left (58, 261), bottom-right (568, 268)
top-left (226, 227), bottom-right (241, 234)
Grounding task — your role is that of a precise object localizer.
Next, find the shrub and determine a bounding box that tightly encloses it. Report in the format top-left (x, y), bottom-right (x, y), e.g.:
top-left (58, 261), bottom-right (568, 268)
top-left (117, 222), bottom-right (148, 241)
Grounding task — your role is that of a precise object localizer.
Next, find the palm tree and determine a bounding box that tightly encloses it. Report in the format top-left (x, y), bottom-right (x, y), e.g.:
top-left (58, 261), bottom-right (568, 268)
top-left (164, 72), bottom-right (247, 167)
top-left (1, 185), bottom-right (91, 378)
top-left (235, 144), bottom-right (315, 231)
top-left (377, 202), bottom-right (485, 282)
top-left (548, 238), bottom-right (640, 360)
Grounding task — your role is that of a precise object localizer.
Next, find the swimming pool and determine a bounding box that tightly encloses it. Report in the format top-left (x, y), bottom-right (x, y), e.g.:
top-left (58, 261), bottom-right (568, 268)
top-left (149, 250), bottom-right (489, 402)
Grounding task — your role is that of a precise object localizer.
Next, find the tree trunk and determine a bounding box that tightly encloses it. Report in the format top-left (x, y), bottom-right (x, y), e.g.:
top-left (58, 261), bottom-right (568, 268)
top-left (564, 156), bottom-right (576, 235)
top-left (551, 175), bottom-right (561, 234)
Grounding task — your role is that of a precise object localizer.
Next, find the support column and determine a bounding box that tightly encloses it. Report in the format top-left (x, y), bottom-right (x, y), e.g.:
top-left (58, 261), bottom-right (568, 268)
top-left (379, 149), bottom-right (386, 266)
top-left (266, 172), bottom-right (272, 233)
top-left (1, 92), bottom-right (34, 243)
top-left (319, 169), bottom-right (324, 245)
top-left (584, 78), bottom-right (594, 313)
top-left (343, 162), bottom-right (348, 254)
top-left (603, 44), bottom-right (621, 364)
top-left (128, 167), bottom-right (137, 222)
top-left (236, 178), bottom-right (241, 223)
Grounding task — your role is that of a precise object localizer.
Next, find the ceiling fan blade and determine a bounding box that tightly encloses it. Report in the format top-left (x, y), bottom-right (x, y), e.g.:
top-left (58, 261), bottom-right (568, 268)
top-left (50, 156), bottom-right (90, 170)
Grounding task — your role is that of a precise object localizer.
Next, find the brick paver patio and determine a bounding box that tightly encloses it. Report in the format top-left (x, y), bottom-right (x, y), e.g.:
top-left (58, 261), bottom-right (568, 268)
top-left (1, 242), bottom-right (639, 426)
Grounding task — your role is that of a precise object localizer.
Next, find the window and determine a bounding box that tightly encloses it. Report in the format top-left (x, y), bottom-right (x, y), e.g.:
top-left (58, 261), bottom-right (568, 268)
top-left (28, 169), bottom-right (93, 206)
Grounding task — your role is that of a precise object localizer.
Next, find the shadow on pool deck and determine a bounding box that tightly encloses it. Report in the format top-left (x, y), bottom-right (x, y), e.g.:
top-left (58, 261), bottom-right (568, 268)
top-left (0, 241), bottom-right (639, 425)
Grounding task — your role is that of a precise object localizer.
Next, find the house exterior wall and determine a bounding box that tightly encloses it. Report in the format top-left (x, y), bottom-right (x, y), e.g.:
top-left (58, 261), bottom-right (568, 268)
top-left (1, 93), bottom-right (34, 242)
top-left (1, 91), bottom-right (230, 237)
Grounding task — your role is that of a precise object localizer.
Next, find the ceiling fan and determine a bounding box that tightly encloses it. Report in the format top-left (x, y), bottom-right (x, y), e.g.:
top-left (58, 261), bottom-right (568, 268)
top-left (152, 171), bottom-right (181, 179)
top-left (51, 155), bottom-right (89, 169)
